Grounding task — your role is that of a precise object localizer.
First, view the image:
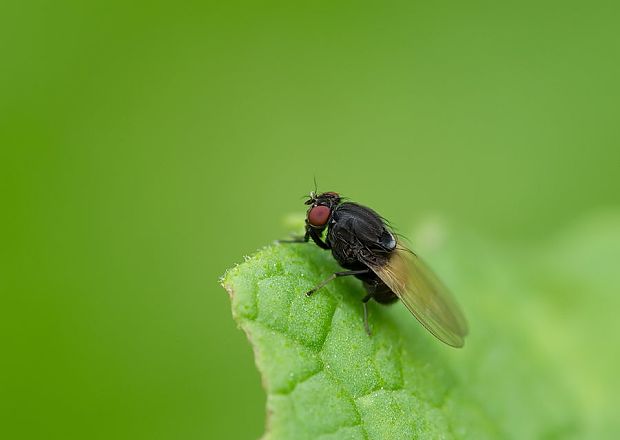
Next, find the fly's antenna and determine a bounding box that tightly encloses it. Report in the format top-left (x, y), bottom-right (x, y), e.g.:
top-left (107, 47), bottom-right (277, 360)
top-left (313, 175), bottom-right (318, 194)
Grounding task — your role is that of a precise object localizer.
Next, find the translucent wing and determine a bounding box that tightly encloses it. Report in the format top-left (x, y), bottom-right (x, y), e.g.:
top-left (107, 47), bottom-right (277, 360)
top-left (365, 245), bottom-right (468, 348)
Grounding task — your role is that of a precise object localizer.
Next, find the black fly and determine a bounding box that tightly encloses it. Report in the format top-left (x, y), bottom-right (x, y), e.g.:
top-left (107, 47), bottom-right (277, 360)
top-left (282, 191), bottom-right (468, 348)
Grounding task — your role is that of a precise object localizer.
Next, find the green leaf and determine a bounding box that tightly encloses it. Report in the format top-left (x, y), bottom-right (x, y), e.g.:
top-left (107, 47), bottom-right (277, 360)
top-left (221, 214), bottom-right (620, 439)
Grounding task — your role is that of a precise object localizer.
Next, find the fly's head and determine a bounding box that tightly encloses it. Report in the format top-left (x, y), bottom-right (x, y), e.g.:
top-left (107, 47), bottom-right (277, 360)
top-left (304, 191), bottom-right (341, 231)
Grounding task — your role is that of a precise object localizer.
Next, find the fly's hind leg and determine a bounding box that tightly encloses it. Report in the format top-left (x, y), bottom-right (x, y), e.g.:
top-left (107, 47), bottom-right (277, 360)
top-left (361, 284), bottom-right (396, 335)
top-left (362, 293), bottom-right (373, 335)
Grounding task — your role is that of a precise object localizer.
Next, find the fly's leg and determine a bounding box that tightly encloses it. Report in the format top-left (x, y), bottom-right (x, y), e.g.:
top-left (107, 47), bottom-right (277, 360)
top-left (305, 269), bottom-right (369, 297)
top-left (277, 237), bottom-right (307, 243)
top-left (277, 231), bottom-right (310, 244)
top-left (362, 293), bottom-right (373, 335)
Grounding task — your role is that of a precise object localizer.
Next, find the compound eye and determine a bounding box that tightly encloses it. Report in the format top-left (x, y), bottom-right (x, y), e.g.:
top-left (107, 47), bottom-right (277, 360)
top-left (308, 205), bottom-right (331, 227)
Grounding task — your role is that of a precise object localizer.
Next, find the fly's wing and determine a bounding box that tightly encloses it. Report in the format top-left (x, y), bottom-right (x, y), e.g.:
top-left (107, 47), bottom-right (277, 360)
top-left (365, 245), bottom-right (468, 348)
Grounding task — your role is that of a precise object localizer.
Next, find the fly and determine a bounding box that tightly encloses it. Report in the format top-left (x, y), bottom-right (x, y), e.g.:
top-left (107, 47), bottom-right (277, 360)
top-left (282, 191), bottom-right (468, 348)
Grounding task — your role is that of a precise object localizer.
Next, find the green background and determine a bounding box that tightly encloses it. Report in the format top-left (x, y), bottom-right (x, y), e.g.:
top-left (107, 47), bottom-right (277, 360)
top-left (1, 1), bottom-right (619, 438)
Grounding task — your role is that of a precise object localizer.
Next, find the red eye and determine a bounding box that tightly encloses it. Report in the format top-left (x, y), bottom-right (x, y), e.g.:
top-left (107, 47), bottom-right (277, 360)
top-left (308, 205), bottom-right (331, 227)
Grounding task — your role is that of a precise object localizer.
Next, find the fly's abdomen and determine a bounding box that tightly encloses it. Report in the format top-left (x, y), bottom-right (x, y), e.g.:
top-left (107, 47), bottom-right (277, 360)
top-left (362, 277), bottom-right (398, 304)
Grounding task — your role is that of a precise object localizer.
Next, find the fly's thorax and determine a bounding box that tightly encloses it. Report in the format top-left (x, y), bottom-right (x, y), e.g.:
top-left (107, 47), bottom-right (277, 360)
top-left (327, 204), bottom-right (396, 269)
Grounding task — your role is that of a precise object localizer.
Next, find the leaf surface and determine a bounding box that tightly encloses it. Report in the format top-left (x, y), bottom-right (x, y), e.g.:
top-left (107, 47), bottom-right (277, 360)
top-left (221, 214), bottom-right (620, 439)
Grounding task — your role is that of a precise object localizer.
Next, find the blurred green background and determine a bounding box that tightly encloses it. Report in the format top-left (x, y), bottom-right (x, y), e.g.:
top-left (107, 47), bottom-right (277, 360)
top-left (1, 0), bottom-right (619, 438)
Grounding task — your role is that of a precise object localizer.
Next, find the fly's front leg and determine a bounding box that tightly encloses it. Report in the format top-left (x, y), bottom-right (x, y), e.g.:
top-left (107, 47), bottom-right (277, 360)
top-left (308, 228), bottom-right (330, 249)
top-left (305, 269), bottom-right (369, 297)
top-left (277, 230), bottom-right (310, 244)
